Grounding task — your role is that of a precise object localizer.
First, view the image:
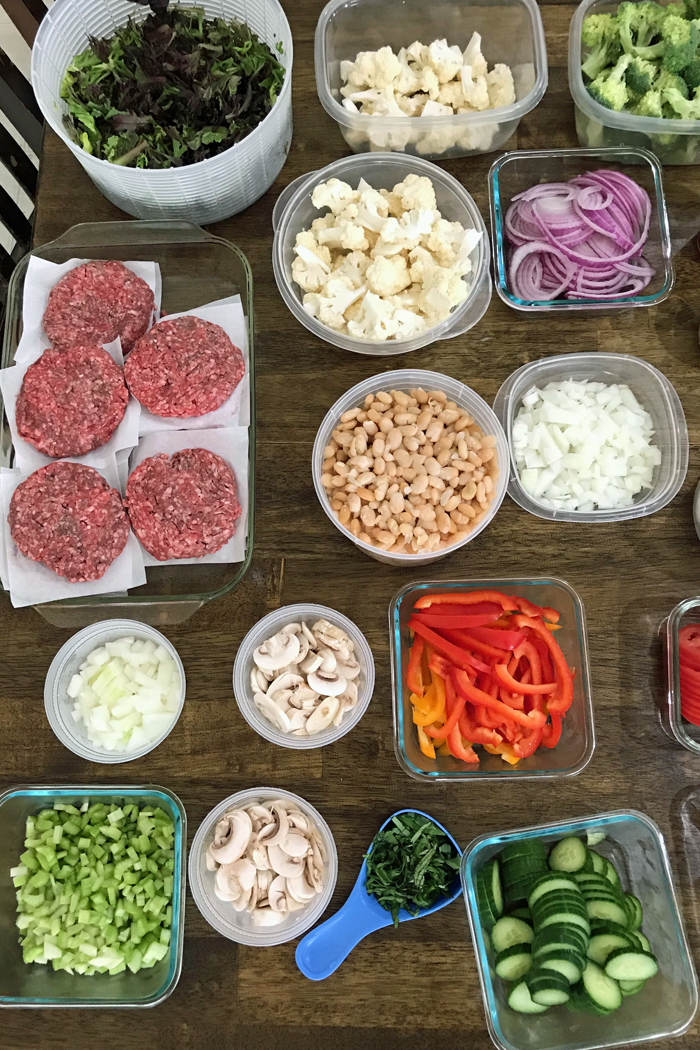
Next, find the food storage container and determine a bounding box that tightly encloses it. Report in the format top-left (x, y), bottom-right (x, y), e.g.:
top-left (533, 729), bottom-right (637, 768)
top-left (390, 577), bottom-right (594, 781)
top-left (272, 153), bottom-right (491, 356)
top-left (461, 810), bottom-right (698, 1050)
top-left (493, 353), bottom-right (688, 523)
top-left (570, 0), bottom-right (700, 165)
top-left (489, 147), bottom-right (673, 312)
top-left (662, 597), bottom-right (700, 755)
top-left (0, 784), bottom-right (186, 1007)
top-left (232, 603), bottom-right (375, 749)
top-left (44, 620), bottom-right (186, 764)
top-left (1, 220), bottom-right (255, 627)
top-left (312, 369), bottom-right (508, 566)
top-left (188, 787), bottom-right (338, 947)
top-left (315, 0), bottom-right (548, 159)
top-left (31, 0), bottom-right (293, 223)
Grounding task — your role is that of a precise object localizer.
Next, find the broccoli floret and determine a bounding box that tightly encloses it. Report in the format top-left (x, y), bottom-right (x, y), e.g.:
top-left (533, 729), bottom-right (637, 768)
top-left (660, 13), bottom-right (700, 72)
top-left (625, 55), bottom-right (658, 93)
top-left (657, 67), bottom-right (690, 95)
top-left (633, 87), bottom-right (664, 115)
top-left (662, 83), bottom-right (700, 116)
top-left (581, 13), bottom-right (623, 79)
top-left (587, 53), bottom-right (632, 109)
top-left (618, 1), bottom-right (666, 55)
top-left (681, 57), bottom-right (700, 87)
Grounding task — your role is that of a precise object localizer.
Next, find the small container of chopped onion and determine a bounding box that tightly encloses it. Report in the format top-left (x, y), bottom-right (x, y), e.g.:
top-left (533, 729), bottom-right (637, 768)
top-left (493, 352), bottom-right (688, 523)
top-left (44, 620), bottom-right (186, 764)
top-left (489, 146), bottom-right (673, 312)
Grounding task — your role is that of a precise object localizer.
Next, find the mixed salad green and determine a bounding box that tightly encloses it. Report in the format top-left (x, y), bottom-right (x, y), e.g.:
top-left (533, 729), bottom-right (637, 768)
top-left (61, 4), bottom-right (286, 169)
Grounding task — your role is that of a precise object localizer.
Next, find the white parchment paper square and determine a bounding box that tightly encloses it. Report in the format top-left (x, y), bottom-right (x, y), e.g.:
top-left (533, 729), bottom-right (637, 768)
top-left (15, 256), bottom-right (162, 364)
top-left (1, 456), bottom-right (146, 609)
top-left (128, 427), bottom-right (249, 566)
top-left (137, 296), bottom-right (250, 435)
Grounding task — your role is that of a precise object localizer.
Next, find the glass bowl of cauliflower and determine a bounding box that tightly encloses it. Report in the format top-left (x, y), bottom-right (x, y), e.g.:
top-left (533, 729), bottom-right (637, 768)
top-left (314, 0), bottom-right (547, 158)
top-left (272, 153), bottom-right (491, 354)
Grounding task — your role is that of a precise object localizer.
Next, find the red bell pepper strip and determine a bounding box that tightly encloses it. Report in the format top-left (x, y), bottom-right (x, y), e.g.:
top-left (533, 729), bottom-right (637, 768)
top-left (406, 635), bottom-right (425, 698)
top-left (529, 635), bottom-right (554, 682)
top-left (492, 662), bottom-right (556, 695)
top-left (440, 628), bottom-right (509, 662)
top-left (514, 640), bottom-right (542, 686)
top-left (462, 626), bottom-right (525, 650)
top-left (514, 595), bottom-right (560, 623)
top-left (408, 619), bottom-right (491, 675)
top-left (451, 668), bottom-right (547, 729)
top-left (418, 602), bottom-right (503, 618)
top-left (459, 705), bottom-right (503, 747)
top-left (513, 615), bottom-right (573, 713)
top-left (427, 651), bottom-right (454, 682)
top-left (499, 688), bottom-right (525, 711)
top-left (413, 611), bottom-right (504, 629)
top-left (511, 726), bottom-right (544, 758)
top-left (542, 712), bottom-right (563, 748)
top-left (448, 725), bottom-right (480, 761)
top-left (414, 590), bottom-right (519, 612)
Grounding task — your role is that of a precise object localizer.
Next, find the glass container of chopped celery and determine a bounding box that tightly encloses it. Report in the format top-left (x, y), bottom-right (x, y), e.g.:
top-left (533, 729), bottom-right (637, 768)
top-left (0, 785), bottom-right (185, 1007)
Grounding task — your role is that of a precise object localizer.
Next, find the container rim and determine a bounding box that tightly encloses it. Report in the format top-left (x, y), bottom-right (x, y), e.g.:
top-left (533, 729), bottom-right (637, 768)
top-left (488, 146), bottom-right (674, 311)
top-left (314, 0), bottom-right (548, 130)
top-left (492, 351), bottom-right (689, 523)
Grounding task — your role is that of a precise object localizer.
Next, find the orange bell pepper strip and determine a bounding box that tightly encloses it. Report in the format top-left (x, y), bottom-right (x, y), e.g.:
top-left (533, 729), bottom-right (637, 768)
top-left (414, 590), bottom-right (519, 612)
top-left (408, 619), bottom-right (490, 674)
top-left (513, 615), bottom-right (573, 714)
top-left (437, 740), bottom-right (452, 756)
top-left (451, 668), bottom-right (547, 729)
top-left (484, 742), bottom-right (521, 765)
top-left (406, 635), bottom-right (425, 698)
top-left (492, 662), bottom-right (556, 695)
top-left (423, 674), bottom-right (466, 740)
top-left (416, 725), bottom-right (436, 759)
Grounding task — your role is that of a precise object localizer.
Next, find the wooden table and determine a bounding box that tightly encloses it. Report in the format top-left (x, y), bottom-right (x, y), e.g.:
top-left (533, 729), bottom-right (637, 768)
top-left (3, 1), bottom-right (700, 1046)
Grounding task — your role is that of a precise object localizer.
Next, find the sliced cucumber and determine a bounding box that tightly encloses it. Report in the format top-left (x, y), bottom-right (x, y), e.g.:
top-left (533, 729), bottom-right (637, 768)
top-left (508, 980), bottom-right (549, 1014)
top-left (533, 926), bottom-right (589, 955)
top-left (527, 967), bottom-right (571, 1006)
top-left (620, 978), bottom-right (646, 996)
top-left (604, 858), bottom-right (621, 888)
top-left (587, 932), bottom-right (635, 966)
top-left (508, 907), bottom-right (532, 922)
top-left (501, 840), bottom-right (547, 862)
top-left (538, 910), bottom-right (591, 935)
top-left (624, 894), bottom-right (643, 931)
top-left (589, 919), bottom-right (630, 938)
top-left (476, 860), bottom-right (502, 928)
top-left (528, 874), bottom-right (580, 907)
top-left (502, 855), bottom-right (548, 885)
top-left (587, 832), bottom-right (606, 846)
top-left (491, 916), bottom-right (534, 953)
top-left (532, 898), bottom-right (589, 922)
top-left (581, 960), bottom-right (623, 1013)
top-left (604, 949), bottom-right (658, 982)
top-left (548, 837), bottom-right (589, 873)
top-left (635, 931), bottom-right (651, 953)
top-left (495, 944), bottom-right (533, 981)
top-left (586, 899), bottom-right (628, 928)
top-left (539, 949), bottom-right (584, 985)
top-left (589, 851), bottom-right (606, 874)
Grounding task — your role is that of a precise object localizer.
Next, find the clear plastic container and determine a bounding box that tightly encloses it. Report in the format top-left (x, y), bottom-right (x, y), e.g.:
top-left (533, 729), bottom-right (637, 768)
top-left (489, 147), bottom-right (673, 312)
top-left (662, 597), bottom-right (700, 755)
top-left (0, 784), bottom-right (186, 1007)
top-left (1, 220), bottom-right (254, 627)
top-left (312, 368), bottom-right (508, 565)
top-left (188, 787), bottom-right (338, 947)
top-left (389, 577), bottom-right (594, 781)
top-left (314, 0), bottom-right (548, 159)
top-left (232, 603), bottom-right (375, 749)
top-left (32, 0), bottom-right (293, 223)
top-left (570, 0), bottom-right (700, 165)
top-left (272, 153), bottom-right (491, 356)
top-left (493, 352), bottom-right (689, 523)
top-left (44, 620), bottom-right (186, 765)
top-left (461, 810), bottom-right (698, 1050)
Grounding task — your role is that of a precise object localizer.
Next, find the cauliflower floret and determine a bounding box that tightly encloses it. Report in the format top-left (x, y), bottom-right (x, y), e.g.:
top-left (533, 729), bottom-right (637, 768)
top-left (418, 265), bottom-right (468, 322)
top-left (453, 227), bottom-right (482, 276)
top-left (356, 186), bottom-right (390, 233)
top-left (291, 231), bottom-right (332, 292)
top-left (426, 219), bottom-right (467, 267)
top-left (461, 65), bottom-right (490, 110)
top-left (372, 219), bottom-right (409, 257)
top-left (405, 41), bottom-right (428, 66)
top-left (463, 31), bottom-right (488, 79)
top-left (394, 309), bottom-right (428, 339)
top-left (380, 188), bottom-right (406, 218)
top-left (415, 100), bottom-right (456, 154)
top-left (437, 82), bottom-right (466, 109)
top-left (347, 292), bottom-right (400, 341)
top-left (303, 276), bottom-right (366, 332)
top-left (456, 120), bottom-right (498, 152)
top-left (408, 244), bottom-right (440, 284)
top-left (390, 287), bottom-right (422, 310)
top-left (396, 93), bottom-right (429, 116)
top-left (394, 51), bottom-right (423, 95)
top-left (316, 216), bottom-right (370, 252)
top-left (399, 208), bottom-right (438, 245)
top-left (342, 47), bottom-right (401, 89)
top-left (418, 66), bottom-right (441, 100)
top-left (311, 178), bottom-right (359, 216)
top-left (486, 63), bottom-right (516, 109)
top-left (366, 255), bottom-right (412, 296)
top-left (392, 173), bottom-right (437, 213)
top-left (312, 214), bottom-right (335, 234)
top-left (426, 39), bottom-right (464, 83)
top-left (332, 249), bottom-right (370, 289)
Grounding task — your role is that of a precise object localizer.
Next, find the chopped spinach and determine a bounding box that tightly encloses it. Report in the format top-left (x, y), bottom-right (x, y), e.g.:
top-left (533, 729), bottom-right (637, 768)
top-left (60, 4), bottom-right (286, 169)
top-left (364, 814), bottom-right (460, 927)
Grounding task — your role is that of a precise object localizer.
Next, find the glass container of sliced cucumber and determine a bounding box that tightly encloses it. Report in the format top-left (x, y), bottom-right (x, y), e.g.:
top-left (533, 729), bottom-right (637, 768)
top-left (461, 810), bottom-right (698, 1050)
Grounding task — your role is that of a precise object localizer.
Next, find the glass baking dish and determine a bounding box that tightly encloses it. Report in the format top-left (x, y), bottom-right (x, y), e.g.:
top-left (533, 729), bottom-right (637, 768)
top-left (662, 597), bottom-right (700, 755)
top-left (0, 784), bottom-right (186, 1008)
top-left (389, 577), bottom-right (594, 781)
top-left (1, 220), bottom-right (255, 627)
top-left (461, 810), bottom-right (698, 1050)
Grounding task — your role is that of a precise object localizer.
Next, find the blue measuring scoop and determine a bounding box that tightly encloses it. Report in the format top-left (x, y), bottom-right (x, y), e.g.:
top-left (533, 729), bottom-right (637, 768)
top-left (295, 807), bottom-right (462, 981)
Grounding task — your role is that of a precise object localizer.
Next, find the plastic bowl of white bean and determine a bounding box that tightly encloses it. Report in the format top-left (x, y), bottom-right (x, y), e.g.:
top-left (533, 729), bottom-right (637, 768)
top-left (233, 604), bottom-right (375, 749)
top-left (312, 370), bottom-right (508, 565)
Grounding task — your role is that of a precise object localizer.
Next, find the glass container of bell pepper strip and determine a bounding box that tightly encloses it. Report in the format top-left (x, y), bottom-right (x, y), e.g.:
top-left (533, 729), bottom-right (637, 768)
top-left (390, 578), bottom-right (594, 781)
top-left (663, 598), bottom-right (700, 755)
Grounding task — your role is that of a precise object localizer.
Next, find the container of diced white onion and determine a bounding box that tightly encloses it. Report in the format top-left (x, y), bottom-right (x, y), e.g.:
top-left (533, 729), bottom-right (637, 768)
top-left (493, 352), bottom-right (688, 524)
top-left (44, 620), bottom-right (186, 764)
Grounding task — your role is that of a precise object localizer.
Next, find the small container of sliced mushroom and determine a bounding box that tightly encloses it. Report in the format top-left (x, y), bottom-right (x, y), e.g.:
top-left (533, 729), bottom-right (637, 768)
top-left (232, 603), bottom-right (375, 748)
top-left (188, 788), bottom-right (338, 946)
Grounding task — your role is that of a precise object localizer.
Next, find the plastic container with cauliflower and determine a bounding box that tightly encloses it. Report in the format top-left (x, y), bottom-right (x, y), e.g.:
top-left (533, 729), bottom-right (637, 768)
top-left (272, 153), bottom-right (491, 355)
top-left (314, 0), bottom-right (547, 159)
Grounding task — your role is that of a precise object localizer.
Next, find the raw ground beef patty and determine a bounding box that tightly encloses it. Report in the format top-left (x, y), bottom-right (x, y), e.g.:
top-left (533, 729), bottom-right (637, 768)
top-left (126, 448), bottom-right (241, 560)
top-left (9, 462), bottom-right (130, 582)
top-left (43, 260), bottom-right (155, 352)
top-left (124, 315), bottom-right (245, 418)
top-left (16, 344), bottom-right (129, 458)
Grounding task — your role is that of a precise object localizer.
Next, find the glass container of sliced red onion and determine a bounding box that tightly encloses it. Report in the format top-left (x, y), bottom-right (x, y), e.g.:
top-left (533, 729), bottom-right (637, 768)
top-left (489, 146), bottom-right (673, 312)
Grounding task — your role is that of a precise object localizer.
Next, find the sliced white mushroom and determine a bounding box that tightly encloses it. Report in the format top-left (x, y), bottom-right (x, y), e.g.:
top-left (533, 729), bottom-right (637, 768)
top-left (288, 709), bottom-right (308, 732)
top-left (250, 842), bottom-right (271, 870)
top-left (301, 622), bottom-right (316, 647)
top-left (250, 666), bottom-right (270, 694)
top-left (306, 850), bottom-right (324, 893)
top-left (268, 843), bottom-right (306, 878)
top-left (205, 852), bottom-right (218, 872)
top-left (257, 802), bottom-right (289, 848)
top-left (254, 692), bottom-right (292, 733)
top-left (256, 868), bottom-right (273, 899)
top-left (306, 696), bottom-right (341, 734)
top-left (284, 622), bottom-right (303, 635)
top-left (268, 875), bottom-right (289, 912)
top-left (316, 648), bottom-right (337, 674)
top-left (307, 670), bottom-right (346, 698)
top-left (253, 630), bottom-right (300, 672)
top-left (287, 811), bottom-right (309, 832)
top-left (312, 620), bottom-right (354, 660)
top-left (301, 697), bottom-right (319, 711)
top-left (335, 656), bottom-right (361, 681)
top-left (287, 872), bottom-right (317, 903)
top-left (287, 894), bottom-right (306, 912)
top-left (332, 697), bottom-right (346, 727)
top-left (293, 633), bottom-right (310, 664)
top-left (267, 673), bottom-right (305, 699)
top-left (252, 906), bottom-right (285, 926)
top-left (215, 860), bottom-right (254, 903)
top-left (208, 809), bottom-right (252, 866)
top-left (300, 650), bottom-right (323, 675)
top-left (281, 832), bottom-right (310, 858)
top-left (292, 728), bottom-right (308, 736)
top-left (340, 680), bottom-right (359, 709)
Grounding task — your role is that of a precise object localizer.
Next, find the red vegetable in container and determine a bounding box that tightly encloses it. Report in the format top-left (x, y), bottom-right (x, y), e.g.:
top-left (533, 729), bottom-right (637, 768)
top-left (679, 624), bottom-right (700, 726)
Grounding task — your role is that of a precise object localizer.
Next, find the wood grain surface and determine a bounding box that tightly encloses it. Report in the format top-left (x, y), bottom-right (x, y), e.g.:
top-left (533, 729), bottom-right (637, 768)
top-left (4, 0), bottom-right (700, 1046)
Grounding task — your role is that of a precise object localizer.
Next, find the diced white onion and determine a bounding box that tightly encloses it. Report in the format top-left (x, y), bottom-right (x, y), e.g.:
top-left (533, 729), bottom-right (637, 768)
top-left (512, 380), bottom-right (661, 512)
top-left (69, 636), bottom-right (181, 753)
